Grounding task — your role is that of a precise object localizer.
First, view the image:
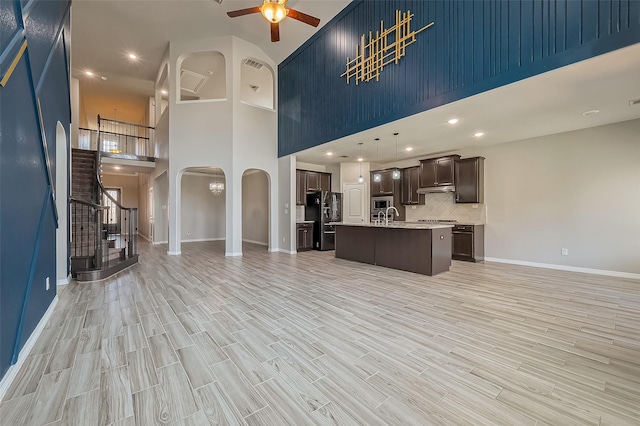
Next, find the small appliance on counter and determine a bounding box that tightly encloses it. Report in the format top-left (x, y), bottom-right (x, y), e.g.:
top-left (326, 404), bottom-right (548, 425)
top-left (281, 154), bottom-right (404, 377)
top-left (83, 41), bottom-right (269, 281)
top-left (305, 191), bottom-right (342, 250)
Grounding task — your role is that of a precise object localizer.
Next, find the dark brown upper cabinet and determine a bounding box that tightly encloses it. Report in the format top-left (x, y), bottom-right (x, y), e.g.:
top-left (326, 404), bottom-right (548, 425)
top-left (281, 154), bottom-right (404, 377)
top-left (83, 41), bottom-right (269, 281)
top-left (320, 173), bottom-right (331, 192)
top-left (419, 155), bottom-right (460, 187)
top-left (370, 169), bottom-right (396, 196)
top-left (296, 170), bottom-right (306, 205)
top-left (401, 166), bottom-right (422, 205)
top-left (454, 157), bottom-right (485, 204)
top-left (296, 170), bottom-right (332, 205)
top-left (306, 171), bottom-right (321, 192)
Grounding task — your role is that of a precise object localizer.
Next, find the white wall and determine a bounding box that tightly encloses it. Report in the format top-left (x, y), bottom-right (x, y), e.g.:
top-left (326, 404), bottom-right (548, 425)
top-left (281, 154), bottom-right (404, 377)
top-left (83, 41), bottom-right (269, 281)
top-left (278, 155), bottom-right (296, 253)
top-left (101, 174), bottom-right (139, 209)
top-left (55, 123), bottom-right (69, 283)
top-left (70, 78), bottom-right (80, 146)
top-left (166, 35), bottom-right (279, 256)
top-left (242, 171), bottom-right (269, 245)
top-left (379, 119), bottom-right (640, 276)
top-left (137, 174), bottom-right (151, 240)
top-left (154, 172), bottom-right (169, 244)
top-left (470, 119), bottom-right (640, 275)
top-left (181, 174), bottom-right (225, 241)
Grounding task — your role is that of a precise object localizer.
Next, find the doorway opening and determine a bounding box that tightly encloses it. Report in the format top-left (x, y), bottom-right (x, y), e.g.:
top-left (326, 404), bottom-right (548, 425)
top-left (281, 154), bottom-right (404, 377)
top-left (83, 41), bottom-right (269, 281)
top-left (242, 169), bottom-right (270, 251)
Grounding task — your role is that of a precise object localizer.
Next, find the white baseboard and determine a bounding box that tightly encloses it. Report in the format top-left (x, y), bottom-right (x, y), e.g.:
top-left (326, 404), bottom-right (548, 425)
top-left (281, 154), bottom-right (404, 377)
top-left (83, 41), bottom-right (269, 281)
top-left (270, 248), bottom-right (296, 254)
top-left (225, 252), bottom-right (242, 257)
top-left (0, 296), bottom-right (58, 401)
top-left (167, 251), bottom-right (181, 256)
top-left (484, 257), bottom-right (640, 280)
top-left (181, 238), bottom-right (225, 243)
top-left (242, 239), bottom-right (268, 246)
top-left (152, 241), bottom-right (168, 245)
top-left (56, 275), bottom-right (71, 286)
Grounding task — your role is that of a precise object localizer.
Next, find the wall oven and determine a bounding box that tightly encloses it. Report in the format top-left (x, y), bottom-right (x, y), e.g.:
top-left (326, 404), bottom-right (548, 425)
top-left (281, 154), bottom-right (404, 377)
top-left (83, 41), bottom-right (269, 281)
top-left (371, 196), bottom-right (394, 219)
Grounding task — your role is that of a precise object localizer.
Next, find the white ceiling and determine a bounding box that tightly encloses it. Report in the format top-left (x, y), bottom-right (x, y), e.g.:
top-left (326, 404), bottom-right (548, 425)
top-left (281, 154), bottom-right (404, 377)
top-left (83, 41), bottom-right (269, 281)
top-left (71, 0), bottom-right (351, 91)
top-left (71, 1), bottom-right (640, 167)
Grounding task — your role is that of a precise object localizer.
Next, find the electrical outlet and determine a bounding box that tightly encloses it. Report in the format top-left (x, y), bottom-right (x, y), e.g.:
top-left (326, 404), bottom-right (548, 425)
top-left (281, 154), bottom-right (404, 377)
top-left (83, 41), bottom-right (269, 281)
top-left (282, 237), bottom-right (285, 242)
top-left (411, 206), bottom-right (416, 209)
top-left (472, 204), bottom-right (479, 209)
top-left (561, 248), bottom-right (569, 256)
top-left (45, 277), bottom-right (50, 291)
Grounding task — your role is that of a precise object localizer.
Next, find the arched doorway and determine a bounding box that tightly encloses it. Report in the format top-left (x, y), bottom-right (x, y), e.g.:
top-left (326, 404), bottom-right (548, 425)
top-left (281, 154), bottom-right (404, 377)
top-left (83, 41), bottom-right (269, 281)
top-left (242, 169), bottom-right (270, 252)
top-left (55, 122), bottom-right (69, 284)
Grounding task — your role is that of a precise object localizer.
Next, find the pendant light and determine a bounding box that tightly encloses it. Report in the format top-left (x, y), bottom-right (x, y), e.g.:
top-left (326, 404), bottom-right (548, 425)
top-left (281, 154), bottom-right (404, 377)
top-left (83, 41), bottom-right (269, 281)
top-left (373, 138), bottom-right (381, 183)
top-left (392, 132), bottom-right (401, 179)
top-left (357, 142), bottom-right (364, 183)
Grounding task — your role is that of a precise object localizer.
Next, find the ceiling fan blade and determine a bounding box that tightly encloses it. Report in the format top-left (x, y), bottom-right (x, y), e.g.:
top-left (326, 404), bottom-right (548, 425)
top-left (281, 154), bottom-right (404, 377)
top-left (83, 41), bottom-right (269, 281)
top-left (271, 22), bottom-right (280, 42)
top-left (227, 6), bottom-right (261, 18)
top-left (287, 8), bottom-right (320, 27)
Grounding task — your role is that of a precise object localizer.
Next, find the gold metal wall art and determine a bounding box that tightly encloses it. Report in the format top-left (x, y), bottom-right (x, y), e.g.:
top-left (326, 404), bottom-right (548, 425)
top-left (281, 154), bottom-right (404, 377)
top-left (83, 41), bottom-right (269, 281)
top-left (0, 40), bottom-right (28, 87)
top-left (341, 10), bottom-right (433, 85)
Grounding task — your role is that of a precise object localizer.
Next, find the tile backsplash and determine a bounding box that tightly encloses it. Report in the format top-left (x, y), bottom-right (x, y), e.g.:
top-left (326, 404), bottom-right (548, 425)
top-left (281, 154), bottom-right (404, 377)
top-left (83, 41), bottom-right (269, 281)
top-left (296, 205), bottom-right (305, 222)
top-left (404, 193), bottom-right (487, 223)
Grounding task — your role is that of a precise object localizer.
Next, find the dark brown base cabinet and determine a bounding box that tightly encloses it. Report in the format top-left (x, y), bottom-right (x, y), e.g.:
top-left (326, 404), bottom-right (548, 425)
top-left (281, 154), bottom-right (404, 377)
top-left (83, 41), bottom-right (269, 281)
top-left (335, 225), bottom-right (452, 276)
top-left (296, 223), bottom-right (314, 251)
top-left (452, 225), bottom-right (484, 262)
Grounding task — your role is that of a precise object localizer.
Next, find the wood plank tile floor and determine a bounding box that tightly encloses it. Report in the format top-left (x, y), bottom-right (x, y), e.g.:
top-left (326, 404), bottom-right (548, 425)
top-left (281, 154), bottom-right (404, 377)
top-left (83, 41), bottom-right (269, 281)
top-left (2, 241), bottom-right (639, 425)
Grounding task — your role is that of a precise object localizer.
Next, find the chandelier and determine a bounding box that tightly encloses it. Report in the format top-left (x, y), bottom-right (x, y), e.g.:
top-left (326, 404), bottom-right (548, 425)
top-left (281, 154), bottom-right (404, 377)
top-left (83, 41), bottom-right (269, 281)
top-left (209, 181), bottom-right (224, 196)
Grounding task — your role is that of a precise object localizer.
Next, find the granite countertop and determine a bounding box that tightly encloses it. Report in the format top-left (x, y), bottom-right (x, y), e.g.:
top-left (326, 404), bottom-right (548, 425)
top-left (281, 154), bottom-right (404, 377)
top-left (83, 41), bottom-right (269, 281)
top-left (329, 222), bottom-right (454, 230)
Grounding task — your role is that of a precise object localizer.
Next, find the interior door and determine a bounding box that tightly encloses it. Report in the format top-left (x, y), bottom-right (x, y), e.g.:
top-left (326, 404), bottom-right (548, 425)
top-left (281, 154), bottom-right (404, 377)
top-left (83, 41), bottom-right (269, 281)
top-left (342, 183), bottom-right (367, 223)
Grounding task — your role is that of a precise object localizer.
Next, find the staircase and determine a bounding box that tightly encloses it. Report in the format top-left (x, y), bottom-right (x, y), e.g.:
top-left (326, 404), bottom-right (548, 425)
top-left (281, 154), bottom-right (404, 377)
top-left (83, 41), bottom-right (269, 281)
top-left (71, 148), bottom-right (98, 202)
top-left (70, 148), bottom-right (138, 281)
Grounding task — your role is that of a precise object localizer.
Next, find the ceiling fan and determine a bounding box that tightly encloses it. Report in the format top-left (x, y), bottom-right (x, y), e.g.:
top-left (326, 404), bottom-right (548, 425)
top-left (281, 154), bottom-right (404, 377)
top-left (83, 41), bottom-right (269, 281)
top-left (227, 0), bottom-right (320, 42)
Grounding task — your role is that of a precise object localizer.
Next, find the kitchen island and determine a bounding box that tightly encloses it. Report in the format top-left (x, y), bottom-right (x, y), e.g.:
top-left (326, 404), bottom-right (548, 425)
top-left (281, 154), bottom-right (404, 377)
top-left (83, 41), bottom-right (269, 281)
top-left (333, 222), bottom-right (453, 276)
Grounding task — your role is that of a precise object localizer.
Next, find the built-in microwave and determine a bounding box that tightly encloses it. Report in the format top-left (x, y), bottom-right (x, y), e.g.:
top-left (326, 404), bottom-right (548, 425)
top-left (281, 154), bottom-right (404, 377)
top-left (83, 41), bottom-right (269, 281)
top-left (371, 196), bottom-right (394, 214)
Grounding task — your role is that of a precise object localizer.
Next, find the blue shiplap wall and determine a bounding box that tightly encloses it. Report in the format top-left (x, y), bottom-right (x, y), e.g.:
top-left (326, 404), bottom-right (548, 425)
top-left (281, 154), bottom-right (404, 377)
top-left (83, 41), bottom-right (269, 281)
top-left (278, 0), bottom-right (640, 156)
top-left (0, 0), bottom-right (71, 381)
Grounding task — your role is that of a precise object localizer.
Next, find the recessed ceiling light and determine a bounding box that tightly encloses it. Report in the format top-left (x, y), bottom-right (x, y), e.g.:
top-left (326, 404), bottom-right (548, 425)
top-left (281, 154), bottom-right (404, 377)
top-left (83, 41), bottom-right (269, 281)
top-left (582, 109), bottom-right (600, 116)
top-left (161, 90), bottom-right (168, 95)
top-left (326, 151), bottom-right (333, 156)
top-left (85, 71), bottom-right (93, 76)
top-left (448, 118), bottom-right (459, 125)
top-left (357, 157), bottom-right (364, 162)
top-left (474, 132), bottom-right (485, 138)
top-left (101, 76), bottom-right (107, 80)
top-left (114, 166), bottom-right (121, 170)
top-left (405, 147), bottom-right (413, 152)
top-left (128, 53), bottom-right (137, 60)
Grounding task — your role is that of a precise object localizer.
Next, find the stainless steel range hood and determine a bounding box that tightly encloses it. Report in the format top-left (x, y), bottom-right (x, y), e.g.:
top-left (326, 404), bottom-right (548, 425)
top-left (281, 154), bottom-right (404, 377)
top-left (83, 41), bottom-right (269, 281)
top-left (416, 185), bottom-right (456, 194)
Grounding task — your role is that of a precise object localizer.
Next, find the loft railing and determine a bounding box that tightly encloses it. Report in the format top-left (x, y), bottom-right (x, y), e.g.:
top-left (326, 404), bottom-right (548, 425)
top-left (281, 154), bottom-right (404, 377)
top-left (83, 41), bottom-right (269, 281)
top-left (98, 115), bottom-right (154, 158)
top-left (78, 127), bottom-right (99, 151)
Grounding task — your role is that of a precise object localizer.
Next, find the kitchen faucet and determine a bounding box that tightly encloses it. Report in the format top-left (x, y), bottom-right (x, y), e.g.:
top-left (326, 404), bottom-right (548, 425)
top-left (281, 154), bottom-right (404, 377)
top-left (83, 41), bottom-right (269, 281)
top-left (376, 211), bottom-right (384, 225)
top-left (385, 206), bottom-right (399, 226)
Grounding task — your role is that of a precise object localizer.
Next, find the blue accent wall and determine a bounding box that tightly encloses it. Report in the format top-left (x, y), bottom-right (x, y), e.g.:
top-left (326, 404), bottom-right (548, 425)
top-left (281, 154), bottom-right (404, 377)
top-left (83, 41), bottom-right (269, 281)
top-left (0, 0), bottom-right (71, 380)
top-left (278, 0), bottom-right (640, 156)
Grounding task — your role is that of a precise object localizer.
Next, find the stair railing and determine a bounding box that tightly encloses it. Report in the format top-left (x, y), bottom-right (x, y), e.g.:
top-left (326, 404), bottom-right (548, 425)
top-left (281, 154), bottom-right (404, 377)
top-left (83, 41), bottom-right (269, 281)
top-left (95, 155), bottom-right (138, 264)
top-left (70, 198), bottom-right (106, 270)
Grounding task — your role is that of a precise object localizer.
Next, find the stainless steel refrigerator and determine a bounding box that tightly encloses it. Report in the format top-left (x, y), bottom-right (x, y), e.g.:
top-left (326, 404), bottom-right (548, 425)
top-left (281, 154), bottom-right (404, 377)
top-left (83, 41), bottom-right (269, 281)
top-left (305, 191), bottom-right (342, 251)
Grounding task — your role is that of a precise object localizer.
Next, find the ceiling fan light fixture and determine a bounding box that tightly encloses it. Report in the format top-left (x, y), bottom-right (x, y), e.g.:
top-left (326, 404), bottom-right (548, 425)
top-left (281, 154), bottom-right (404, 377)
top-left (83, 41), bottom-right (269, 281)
top-left (261, 0), bottom-right (287, 23)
